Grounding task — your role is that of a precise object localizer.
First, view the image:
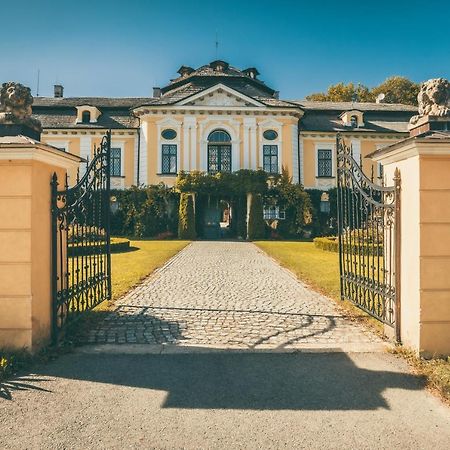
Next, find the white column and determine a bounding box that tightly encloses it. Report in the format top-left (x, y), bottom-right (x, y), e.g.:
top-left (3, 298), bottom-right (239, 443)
top-left (249, 120), bottom-right (257, 170)
top-left (183, 121), bottom-right (190, 171)
top-left (291, 123), bottom-right (299, 183)
top-left (139, 120), bottom-right (148, 185)
top-left (299, 134), bottom-right (304, 185)
top-left (183, 116), bottom-right (196, 172)
top-left (190, 123), bottom-right (197, 171)
top-left (243, 123), bottom-right (249, 169)
top-left (133, 132), bottom-right (139, 185)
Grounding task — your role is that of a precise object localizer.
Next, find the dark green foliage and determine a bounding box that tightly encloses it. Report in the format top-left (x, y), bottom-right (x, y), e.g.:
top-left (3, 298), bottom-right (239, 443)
top-left (306, 188), bottom-right (338, 237)
top-left (110, 185), bottom-right (179, 238)
top-left (178, 193), bottom-right (196, 239)
top-left (266, 168), bottom-right (312, 238)
top-left (247, 194), bottom-right (266, 240)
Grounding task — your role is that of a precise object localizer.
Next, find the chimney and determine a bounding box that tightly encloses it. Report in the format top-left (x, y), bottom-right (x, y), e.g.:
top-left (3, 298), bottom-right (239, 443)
top-left (153, 87), bottom-right (161, 98)
top-left (54, 84), bottom-right (64, 98)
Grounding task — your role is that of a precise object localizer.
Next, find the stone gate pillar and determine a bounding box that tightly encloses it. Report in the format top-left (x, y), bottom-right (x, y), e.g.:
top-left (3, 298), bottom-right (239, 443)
top-left (0, 139), bottom-right (80, 351)
top-left (370, 81), bottom-right (450, 357)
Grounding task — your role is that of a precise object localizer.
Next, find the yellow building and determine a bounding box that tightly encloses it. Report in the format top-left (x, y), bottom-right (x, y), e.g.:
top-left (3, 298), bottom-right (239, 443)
top-left (33, 60), bottom-right (417, 189)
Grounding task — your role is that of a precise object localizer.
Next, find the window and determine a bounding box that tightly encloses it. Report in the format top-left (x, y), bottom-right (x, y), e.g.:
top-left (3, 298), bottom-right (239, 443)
top-left (161, 144), bottom-right (177, 174)
top-left (161, 129), bottom-right (177, 140)
top-left (263, 145), bottom-right (279, 173)
top-left (317, 149), bottom-right (333, 177)
top-left (263, 206), bottom-right (285, 220)
top-left (208, 129), bottom-right (231, 143)
top-left (263, 129), bottom-right (278, 140)
top-left (111, 147), bottom-right (122, 177)
top-left (208, 130), bottom-right (232, 173)
top-left (350, 115), bottom-right (358, 128)
top-left (81, 111), bottom-right (91, 123)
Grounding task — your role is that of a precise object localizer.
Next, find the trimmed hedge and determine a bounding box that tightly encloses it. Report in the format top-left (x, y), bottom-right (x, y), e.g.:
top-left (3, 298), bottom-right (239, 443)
top-left (247, 194), bottom-right (266, 240)
top-left (68, 237), bottom-right (130, 256)
top-left (314, 236), bottom-right (383, 256)
top-left (178, 193), bottom-right (196, 239)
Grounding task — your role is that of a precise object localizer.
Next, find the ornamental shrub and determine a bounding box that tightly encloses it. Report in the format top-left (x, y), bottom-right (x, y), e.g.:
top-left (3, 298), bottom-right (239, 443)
top-left (110, 185), bottom-right (179, 238)
top-left (178, 193), bottom-right (196, 239)
top-left (247, 194), bottom-right (266, 240)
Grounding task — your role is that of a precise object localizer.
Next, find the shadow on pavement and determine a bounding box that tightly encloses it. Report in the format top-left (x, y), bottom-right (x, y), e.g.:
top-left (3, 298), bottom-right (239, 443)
top-left (2, 350), bottom-right (425, 410)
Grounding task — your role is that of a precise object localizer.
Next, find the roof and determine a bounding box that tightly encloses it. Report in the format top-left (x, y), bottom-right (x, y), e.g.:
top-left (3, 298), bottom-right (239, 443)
top-left (297, 101), bottom-right (417, 133)
top-left (29, 62), bottom-right (418, 132)
top-left (32, 98), bottom-right (142, 129)
top-left (293, 100), bottom-right (418, 112)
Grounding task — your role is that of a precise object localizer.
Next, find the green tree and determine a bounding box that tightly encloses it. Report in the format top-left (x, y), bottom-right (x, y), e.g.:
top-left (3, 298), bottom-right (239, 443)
top-left (306, 76), bottom-right (419, 105)
top-left (247, 193), bottom-right (266, 240)
top-left (371, 76), bottom-right (419, 105)
top-left (306, 82), bottom-right (374, 102)
top-left (178, 193), bottom-right (196, 239)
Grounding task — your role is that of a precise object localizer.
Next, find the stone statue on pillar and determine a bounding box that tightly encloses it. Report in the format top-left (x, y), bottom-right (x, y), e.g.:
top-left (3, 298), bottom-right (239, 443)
top-left (410, 78), bottom-right (450, 125)
top-left (0, 81), bottom-right (42, 139)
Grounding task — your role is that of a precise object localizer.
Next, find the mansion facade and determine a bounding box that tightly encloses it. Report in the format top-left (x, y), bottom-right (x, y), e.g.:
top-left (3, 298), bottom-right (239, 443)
top-left (32, 60), bottom-right (417, 189)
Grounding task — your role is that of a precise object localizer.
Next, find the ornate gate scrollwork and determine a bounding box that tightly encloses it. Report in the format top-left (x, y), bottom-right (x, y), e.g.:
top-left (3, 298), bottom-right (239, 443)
top-left (336, 134), bottom-right (401, 341)
top-left (51, 132), bottom-right (112, 341)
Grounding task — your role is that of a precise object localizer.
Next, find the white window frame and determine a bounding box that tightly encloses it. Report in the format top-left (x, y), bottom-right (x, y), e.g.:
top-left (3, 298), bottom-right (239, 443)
top-left (315, 143), bottom-right (335, 178)
top-left (263, 205), bottom-right (285, 220)
top-left (110, 142), bottom-right (125, 177)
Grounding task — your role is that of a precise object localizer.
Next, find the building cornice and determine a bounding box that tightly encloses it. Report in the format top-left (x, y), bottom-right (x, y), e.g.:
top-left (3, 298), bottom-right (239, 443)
top-left (0, 141), bottom-right (82, 168)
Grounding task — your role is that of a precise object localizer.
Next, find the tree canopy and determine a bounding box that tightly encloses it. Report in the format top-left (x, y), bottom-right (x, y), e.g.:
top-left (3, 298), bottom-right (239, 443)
top-left (306, 76), bottom-right (420, 105)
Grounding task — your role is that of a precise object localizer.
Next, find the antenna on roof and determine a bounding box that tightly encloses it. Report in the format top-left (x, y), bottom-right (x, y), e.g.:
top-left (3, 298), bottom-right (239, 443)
top-left (215, 30), bottom-right (219, 59)
top-left (36, 69), bottom-right (40, 97)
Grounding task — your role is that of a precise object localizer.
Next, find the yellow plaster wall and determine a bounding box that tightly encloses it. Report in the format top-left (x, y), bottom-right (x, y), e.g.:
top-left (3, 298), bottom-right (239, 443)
top-left (0, 151), bottom-right (76, 351)
top-left (418, 154), bottom-right (450, 355)
top-left (0, 160), bottom-right (33, 349)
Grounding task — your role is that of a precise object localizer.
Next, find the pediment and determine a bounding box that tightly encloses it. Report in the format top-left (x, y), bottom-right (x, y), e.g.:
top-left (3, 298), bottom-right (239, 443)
top-left (176, 84), bottom-right (264, 107)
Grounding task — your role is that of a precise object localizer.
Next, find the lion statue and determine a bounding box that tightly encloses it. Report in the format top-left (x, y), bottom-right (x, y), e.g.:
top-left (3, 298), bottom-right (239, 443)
top-left (410, 78), bottom-right (450, 124)
top-left (0, 81), bottom-right (41, 130)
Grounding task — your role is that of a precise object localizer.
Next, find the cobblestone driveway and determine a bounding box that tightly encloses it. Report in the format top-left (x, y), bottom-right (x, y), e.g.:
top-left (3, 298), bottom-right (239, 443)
top-left (82, 242), bottom-right (383, 350)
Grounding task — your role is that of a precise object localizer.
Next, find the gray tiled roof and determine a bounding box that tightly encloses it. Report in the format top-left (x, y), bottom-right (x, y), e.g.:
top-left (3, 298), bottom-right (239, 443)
top-left (294, 100), bottom-right (418, 112)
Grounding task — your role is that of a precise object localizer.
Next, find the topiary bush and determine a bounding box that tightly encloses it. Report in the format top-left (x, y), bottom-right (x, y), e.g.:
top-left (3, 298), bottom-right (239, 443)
top-left (247, 194), bottom-right (266, 240)
top-left (178, 193), bottom-right (196, 239)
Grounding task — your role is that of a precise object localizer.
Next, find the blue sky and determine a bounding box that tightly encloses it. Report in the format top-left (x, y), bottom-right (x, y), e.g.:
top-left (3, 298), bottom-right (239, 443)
top-left (1, 0), bottom-right (448, 99)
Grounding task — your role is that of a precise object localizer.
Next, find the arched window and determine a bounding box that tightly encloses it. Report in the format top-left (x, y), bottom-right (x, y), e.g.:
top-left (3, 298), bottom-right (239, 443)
top-left (208, 129), bottom-right (231, 143)
top-left (208, 129), bottom-right (232, 173)
top-left (82, 110), bottom-right (91, 123)
top-left (350, 115), bottom-right (358, 128)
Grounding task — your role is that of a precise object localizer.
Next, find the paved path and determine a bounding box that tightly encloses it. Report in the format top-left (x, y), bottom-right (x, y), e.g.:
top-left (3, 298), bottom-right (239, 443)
top-left (81, 241), bottom-right (383, 351)
top-left (1, 351), bottom-right (450, 449)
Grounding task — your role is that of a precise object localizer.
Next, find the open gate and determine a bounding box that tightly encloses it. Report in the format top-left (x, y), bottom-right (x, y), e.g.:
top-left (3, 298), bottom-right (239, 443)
top-left (336, 134), bottom-right (401, 341)
top-left (51, 132), bottom-right (112, 341)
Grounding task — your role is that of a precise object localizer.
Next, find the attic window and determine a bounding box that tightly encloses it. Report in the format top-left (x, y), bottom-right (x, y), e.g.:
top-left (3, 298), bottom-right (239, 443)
top-left (82, 111), bottom-right (91, 123)
top-left (350, 115), bottom-right (358, 128)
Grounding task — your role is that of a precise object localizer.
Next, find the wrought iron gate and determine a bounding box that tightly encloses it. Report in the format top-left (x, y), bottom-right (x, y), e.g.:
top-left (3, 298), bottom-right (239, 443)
top-left (336, 135), bottom-right (401, 341)
top-left (51, 132), bottom-right (112, 341)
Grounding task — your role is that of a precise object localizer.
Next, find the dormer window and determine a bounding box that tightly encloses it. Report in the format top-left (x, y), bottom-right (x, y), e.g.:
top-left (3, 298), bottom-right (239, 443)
top-left (243, 67), bottom-right (260, 79)
top-left (82, 111), bottom-right (91, 123)
top-left (340, 110), bottom-right (364, 128)
top-left (76, 105), bottom-right (101, 124)
top-left (210, 60), bottom-right (229, 72)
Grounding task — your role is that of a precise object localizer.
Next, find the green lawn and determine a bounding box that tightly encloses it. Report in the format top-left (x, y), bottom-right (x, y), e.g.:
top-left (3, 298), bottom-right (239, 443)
top-left (110, 239), bottom-right (190, 301)
top-left (255, 241), bottom-right (341, 300)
